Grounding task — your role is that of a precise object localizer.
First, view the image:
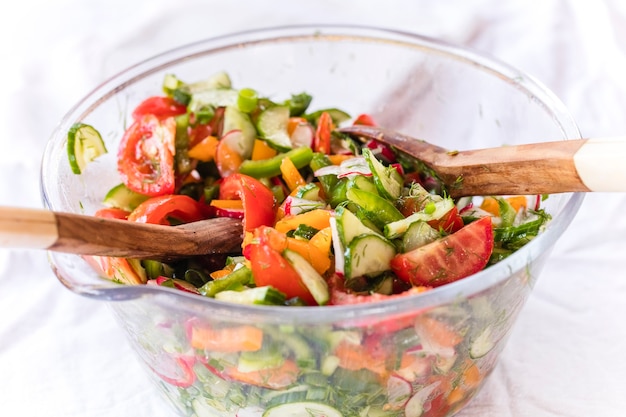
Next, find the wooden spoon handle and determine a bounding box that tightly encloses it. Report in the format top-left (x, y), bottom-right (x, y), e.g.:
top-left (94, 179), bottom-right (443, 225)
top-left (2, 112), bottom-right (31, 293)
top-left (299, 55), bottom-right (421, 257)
top-left (0, 206), bottom-right (169, 257)
top-left (441, 137), bottom-right (626, 196)
top-left (573, 137), bottom-right (626, 192)
top-left (0, 207), bottom-right (59, 249)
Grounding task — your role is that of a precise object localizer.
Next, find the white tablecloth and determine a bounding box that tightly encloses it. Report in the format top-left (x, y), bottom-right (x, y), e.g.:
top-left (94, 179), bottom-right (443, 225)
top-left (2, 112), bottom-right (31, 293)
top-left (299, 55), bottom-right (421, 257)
top-left (2, 1), bottom-right (626, 416)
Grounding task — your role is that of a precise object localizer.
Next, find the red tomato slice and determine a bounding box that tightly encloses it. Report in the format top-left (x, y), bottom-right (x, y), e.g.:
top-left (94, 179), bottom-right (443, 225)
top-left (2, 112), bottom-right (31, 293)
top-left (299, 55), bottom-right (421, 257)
top-left (128, 194), bottom-right (207, 225)
top-left (118, 115), bottom-right (176, 196)
top-left (131, 96), bottom-right (187, 121)
top-left (353, 113), bottom-right (377, 126)
top-left (94, 207), bottom-right (130, 220)
top-left (428, 206), bottom-right (464, 233)
top-left (218, 173), bottom-right (276, 232)
top-left (247, 242), bottom-right (316, 305)
top-left (390, 216), bottom-right (494, 287)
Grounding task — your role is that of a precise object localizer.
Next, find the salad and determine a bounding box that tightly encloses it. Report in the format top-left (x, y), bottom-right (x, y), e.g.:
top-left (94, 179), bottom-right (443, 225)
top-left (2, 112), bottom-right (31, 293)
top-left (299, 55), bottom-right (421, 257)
top-left (68, 71), bottom-right (550, 416)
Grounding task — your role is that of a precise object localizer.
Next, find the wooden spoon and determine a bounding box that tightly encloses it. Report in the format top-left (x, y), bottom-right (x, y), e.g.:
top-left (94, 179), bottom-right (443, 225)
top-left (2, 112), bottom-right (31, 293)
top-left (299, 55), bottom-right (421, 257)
top-left (0, 206), bottom-right (243, 261)
top-left (340, 125), bottom-right (626, 198)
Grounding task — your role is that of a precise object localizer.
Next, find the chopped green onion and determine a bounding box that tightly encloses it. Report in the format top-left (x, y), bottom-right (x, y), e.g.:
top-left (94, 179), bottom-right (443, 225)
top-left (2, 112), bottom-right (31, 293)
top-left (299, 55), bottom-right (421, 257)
top-left (237, 88), bottom-right (259, 113)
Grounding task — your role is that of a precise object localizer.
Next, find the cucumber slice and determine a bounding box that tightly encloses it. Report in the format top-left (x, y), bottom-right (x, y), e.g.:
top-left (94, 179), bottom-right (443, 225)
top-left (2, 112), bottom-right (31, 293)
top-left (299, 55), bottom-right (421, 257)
top-left (346, 174), bottom-right (379, 195)
top-left (362, 148), bottom-right (403, 200)
top-left (334, 205), bottom-right (380, 246)
top-left (221, 106), bottom-right (256, 159)
top-left (294, 183), bottom-right (322, 201)
top-left (345, 188), bottom-right (404, 230)
top-left (103, 183), bottom-right (149, 211)
top-left (470, 326), bottom-right (495, 359)
top-left (256, 105), bottom-right (293, 151)
top-left (283, 249), bottom-right (329, 306)
top-left (187, 71), bottom-right (232, 93)
top-left (344, 234), bottom-right (396, 279)
top-left (305, 108), bottom-right (351, 125)
top-left (262, 402), bottom-right (342, 417)
top-left (67, 123), bottom-right (107, 174)
top-left (214, 286), bottom-right (286, 306)
top-left (384, 198), bottom-right (455, 239)
top-left (402, 220), bottom-right (440, 252)
top-left (188, 88), bottom-right (239, 113)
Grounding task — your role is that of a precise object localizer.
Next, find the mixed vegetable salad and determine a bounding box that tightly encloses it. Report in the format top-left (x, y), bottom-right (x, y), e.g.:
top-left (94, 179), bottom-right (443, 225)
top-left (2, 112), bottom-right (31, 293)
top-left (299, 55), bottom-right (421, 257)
top-left (69, 70), bottom-right (549, 307)
top-left (67, 71), bottom-right (551, 416)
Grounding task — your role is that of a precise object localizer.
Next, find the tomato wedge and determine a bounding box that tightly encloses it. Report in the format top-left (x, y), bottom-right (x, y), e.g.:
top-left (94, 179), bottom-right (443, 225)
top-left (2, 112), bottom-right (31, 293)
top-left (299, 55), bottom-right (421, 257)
top-left (131, 96), bottom-right (187, 121)
top-left (428, 206), bottom-right (464, 233)
top-left (246, 242), bottom-right (316, 305)
top-left (118, 114), bottom-right (176, 196)
top-left (218, 173), bottom-right (276, 232)
top-left (353, 113), bottom-right (377, 126)
top-left (94, 207), bottom-right (130, 220)
top-left (390, 216), bottom-right (494, 287)
top-left (127, 194), bottom-right (207, 225)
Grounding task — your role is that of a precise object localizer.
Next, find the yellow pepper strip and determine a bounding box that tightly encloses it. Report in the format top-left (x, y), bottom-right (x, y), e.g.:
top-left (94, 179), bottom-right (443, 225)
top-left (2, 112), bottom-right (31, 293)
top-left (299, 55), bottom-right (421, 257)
top-left (481, 196), bottom-right (528, 216)
top-left (274, 209), bottom-right (332, 233)
top-left (251, 138), bottom-right (277, 161)
top-left (210, 269), bottom-right (232, 279)
top-left (210, 199), bottom-right (244, 209)
top-left (506, 196), bottom-right (528, 212)
top-left (285, 236), bottom-right (331, 275)
top-left (480, 197), bottom-right (500, 216)
top-left (190, 324), bottom-right (263, 352)
top-left (188, 135), bottom-right (219, 161)
top-left (309, 226), bottom-right (333, 255)
top-left (327, 154), bottom-right (355, 165)
top-left (280, 156), bottom-right (306, 191)
top-left (257, 226), bottom-right (331, 275)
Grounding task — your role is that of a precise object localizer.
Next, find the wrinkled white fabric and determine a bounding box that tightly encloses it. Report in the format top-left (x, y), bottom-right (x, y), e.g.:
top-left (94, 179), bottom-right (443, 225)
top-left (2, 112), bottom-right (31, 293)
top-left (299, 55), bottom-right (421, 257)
top-left (1, 1), bottom-right (625, 416)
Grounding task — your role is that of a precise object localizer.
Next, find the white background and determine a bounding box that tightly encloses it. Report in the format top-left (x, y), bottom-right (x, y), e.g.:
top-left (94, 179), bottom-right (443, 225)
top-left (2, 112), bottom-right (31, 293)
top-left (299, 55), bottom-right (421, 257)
top-left (1, 1), bottom-right (626, 416)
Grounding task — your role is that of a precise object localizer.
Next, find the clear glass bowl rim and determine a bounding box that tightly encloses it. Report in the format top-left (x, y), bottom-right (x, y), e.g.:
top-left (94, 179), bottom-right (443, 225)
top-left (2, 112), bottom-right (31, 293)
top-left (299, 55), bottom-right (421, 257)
top-left (41, 24), bottom-right (584, 322)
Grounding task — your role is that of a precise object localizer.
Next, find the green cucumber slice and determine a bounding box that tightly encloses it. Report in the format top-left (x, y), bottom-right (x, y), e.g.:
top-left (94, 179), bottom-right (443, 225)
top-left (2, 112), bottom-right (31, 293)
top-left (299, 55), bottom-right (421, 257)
top-left (187, 71), bottom-right (232, 93)
top-left (294, 182), bottom-right (322, 201)
top-left (470, 326), bottom-right (495, 359)
top-left (402, 220), bottom-right (440, 252)
top-left (362, 148), bottom-right (403, 200)
top-left (67, 123), bottom-right (107, 174)
top-left (262, 402), bottom-right (342, 417)
top-left (345, 188), bottom-right (404, 230)
top-left (384, 198), bottom-right (455, 239)
top-left (214, 286), bottom-right (286, 306)
top-left (346, 174), bottom-right (379, 195)
top-left (344, 234), bottom-right (396, 279)
top-left (188, 88), bottom-right (238, 113)
top-left (334, 205), bottom-right (380, 247)
top-left (256, 105), bottom-right (293, 151)
top-left (305, 108), bottom-right (351, 125)
top-left (283, 249), bottom-right (329, 305)
top-left (103, 183), bottom-right (149, 211)
top-left (221, 106), bottom-right (256, 159)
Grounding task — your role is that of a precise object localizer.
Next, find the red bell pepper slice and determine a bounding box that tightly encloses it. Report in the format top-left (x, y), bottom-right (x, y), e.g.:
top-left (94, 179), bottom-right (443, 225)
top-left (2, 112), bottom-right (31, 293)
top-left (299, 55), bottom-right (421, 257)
top-left (218, 173), bottom-right (276, 232)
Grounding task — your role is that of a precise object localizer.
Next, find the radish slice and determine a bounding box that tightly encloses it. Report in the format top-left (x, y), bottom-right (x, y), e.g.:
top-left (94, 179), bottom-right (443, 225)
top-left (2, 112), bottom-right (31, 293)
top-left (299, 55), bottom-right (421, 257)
top-left (289, 121), bottom-right (314, 148)
top-left (404, 382), bottom-right (440, 417)
top-left (220, 129), bottom-right (245, 156)
top-left (386, 374), bottom-right (412, 409)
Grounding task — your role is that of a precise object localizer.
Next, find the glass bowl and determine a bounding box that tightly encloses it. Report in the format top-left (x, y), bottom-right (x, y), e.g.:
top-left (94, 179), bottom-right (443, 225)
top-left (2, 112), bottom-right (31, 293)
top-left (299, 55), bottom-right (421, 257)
top-left (40, 25), bottom-right (583, 417)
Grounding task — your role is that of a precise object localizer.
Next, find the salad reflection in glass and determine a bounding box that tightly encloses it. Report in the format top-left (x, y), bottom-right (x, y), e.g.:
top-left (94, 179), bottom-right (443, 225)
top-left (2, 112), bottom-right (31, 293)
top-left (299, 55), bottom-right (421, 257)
top-left (68, 71), bottom-right (550, 416)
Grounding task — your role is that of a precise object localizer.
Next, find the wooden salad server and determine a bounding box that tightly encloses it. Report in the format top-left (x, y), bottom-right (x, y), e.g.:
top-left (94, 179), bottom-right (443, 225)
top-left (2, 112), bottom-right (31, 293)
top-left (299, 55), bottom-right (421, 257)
top-left (0, 206), bottom-right (243, 260)
top-left (340, 125), bottom-right (626, 198)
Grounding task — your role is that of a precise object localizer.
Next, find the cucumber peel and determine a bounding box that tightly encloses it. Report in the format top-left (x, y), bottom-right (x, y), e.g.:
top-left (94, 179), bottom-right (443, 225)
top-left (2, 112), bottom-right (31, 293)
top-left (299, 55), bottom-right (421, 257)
top-left (67, 123), bottom-right (107, 174)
